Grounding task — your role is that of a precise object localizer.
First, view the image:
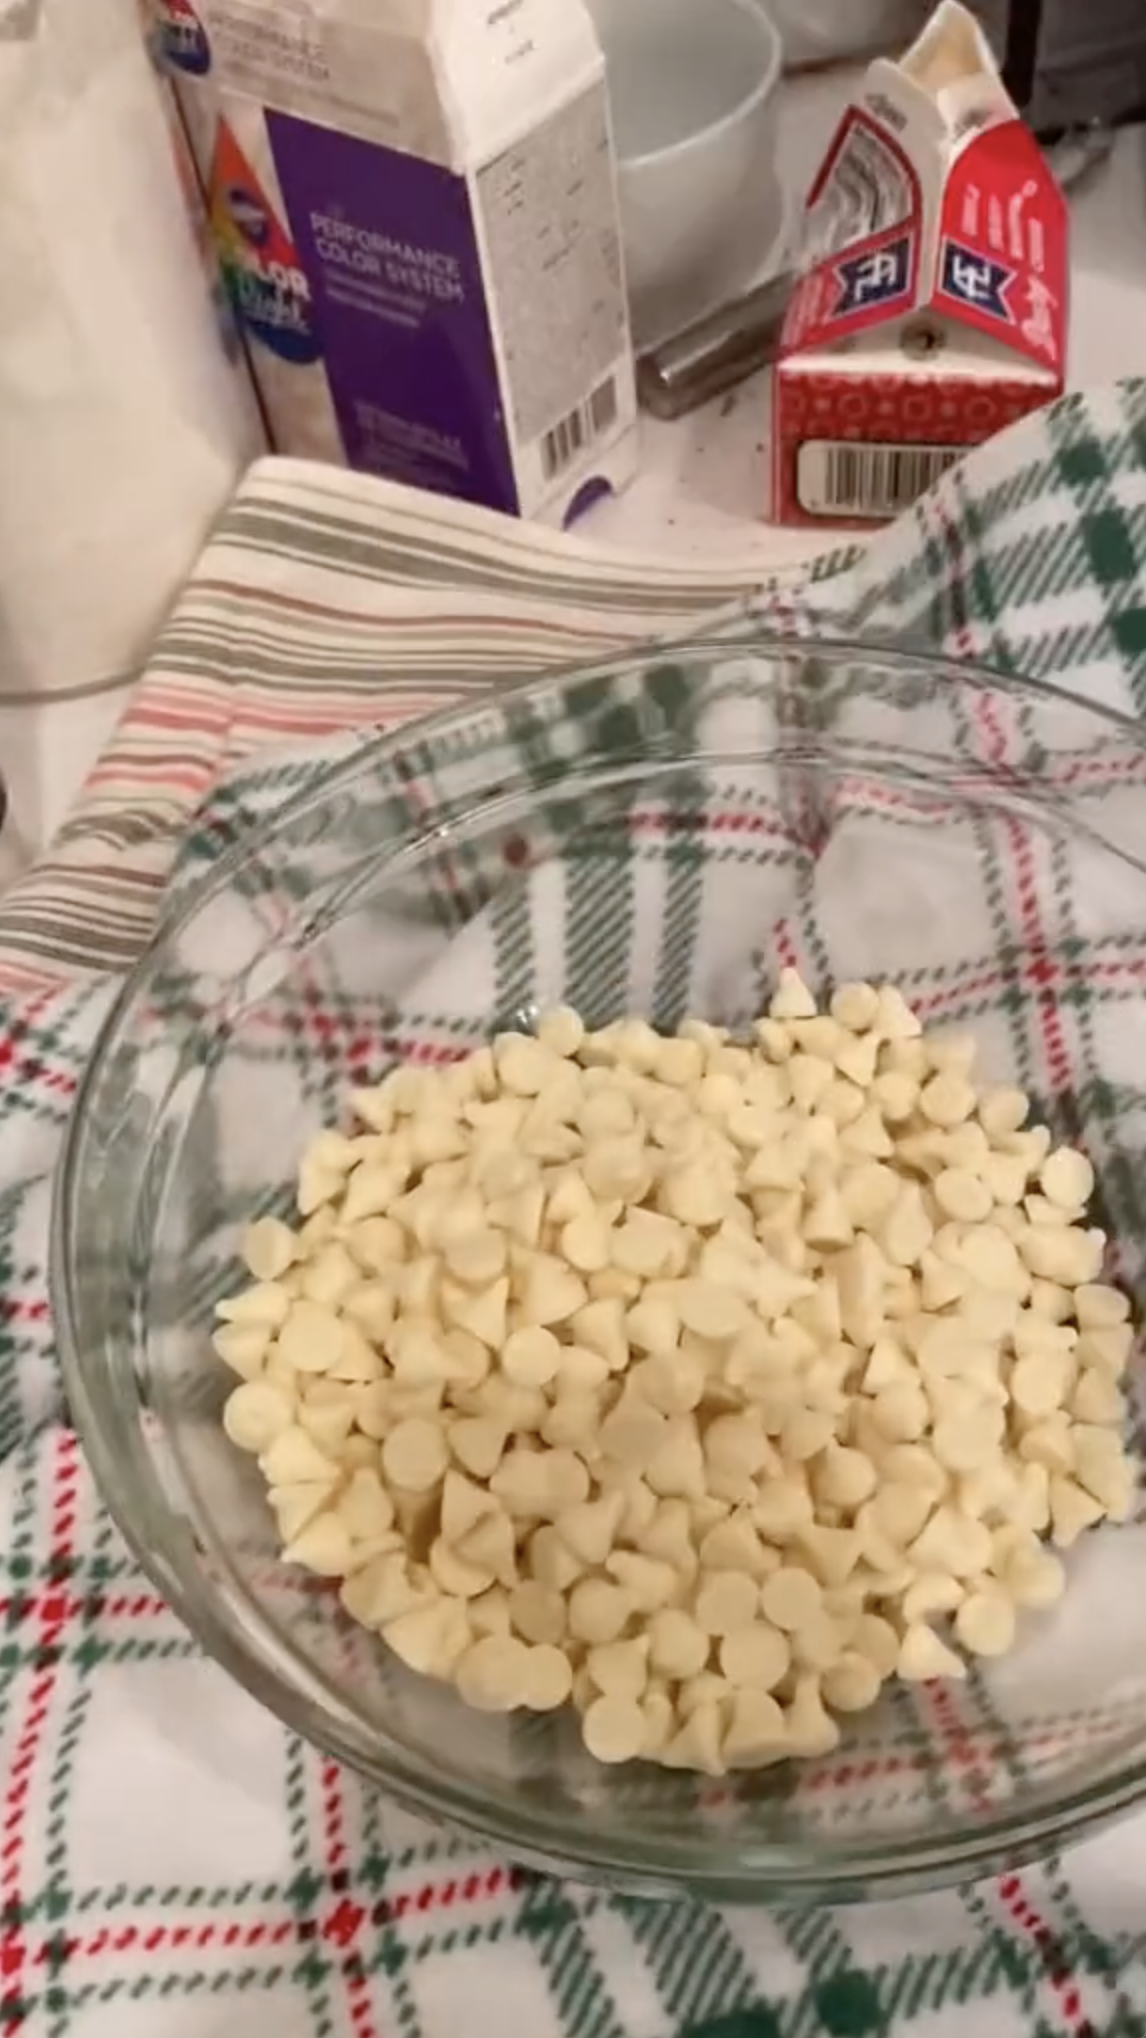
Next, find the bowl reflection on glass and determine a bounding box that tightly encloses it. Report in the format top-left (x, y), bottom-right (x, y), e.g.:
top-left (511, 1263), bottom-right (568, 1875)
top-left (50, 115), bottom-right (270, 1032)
top-left (52, 625), bottom-right (1146, 1902)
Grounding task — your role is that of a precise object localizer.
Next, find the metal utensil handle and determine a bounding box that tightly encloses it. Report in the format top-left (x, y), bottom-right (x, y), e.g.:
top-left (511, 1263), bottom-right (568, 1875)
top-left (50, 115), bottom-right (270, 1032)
top-left (636, 268), bottom-right (795, 421)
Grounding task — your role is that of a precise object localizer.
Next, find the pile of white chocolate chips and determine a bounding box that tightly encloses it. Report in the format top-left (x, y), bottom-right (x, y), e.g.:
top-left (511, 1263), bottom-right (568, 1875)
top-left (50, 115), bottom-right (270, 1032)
top-left (214, 976), bottom-right (1137, 1775)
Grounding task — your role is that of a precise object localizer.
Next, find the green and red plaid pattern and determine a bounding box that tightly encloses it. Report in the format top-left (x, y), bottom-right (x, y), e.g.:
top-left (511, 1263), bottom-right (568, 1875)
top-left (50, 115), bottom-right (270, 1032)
top-left (5, 382), bottom-right (1146, 2034)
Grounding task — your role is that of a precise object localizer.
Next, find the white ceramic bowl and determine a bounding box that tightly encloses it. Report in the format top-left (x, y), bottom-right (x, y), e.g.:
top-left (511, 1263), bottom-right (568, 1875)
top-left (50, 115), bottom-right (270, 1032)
top-left (589, 0), bottom-right (784, 345)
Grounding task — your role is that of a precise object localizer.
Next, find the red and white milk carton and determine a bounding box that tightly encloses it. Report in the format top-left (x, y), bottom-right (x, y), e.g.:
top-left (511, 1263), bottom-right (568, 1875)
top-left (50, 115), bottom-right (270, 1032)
top-left (771, 0), bottom-right (1068, 529)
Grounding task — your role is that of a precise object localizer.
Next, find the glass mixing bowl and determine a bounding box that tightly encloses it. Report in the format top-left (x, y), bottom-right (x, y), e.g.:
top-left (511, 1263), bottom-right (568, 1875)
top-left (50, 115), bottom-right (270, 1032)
top-left (52, 627), bottom-right (1146, 1903)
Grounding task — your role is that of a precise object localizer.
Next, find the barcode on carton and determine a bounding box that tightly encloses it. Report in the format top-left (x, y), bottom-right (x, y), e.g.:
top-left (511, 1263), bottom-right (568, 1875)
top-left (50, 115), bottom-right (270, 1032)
top-left (796, 438), bottom-right (959, 520)
top-left (540, 376), bottom-right (618, 482)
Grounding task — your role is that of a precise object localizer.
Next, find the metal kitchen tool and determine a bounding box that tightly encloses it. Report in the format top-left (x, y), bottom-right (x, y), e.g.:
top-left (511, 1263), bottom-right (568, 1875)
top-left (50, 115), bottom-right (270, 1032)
top-left (635, 266), bottom-right (795, 420)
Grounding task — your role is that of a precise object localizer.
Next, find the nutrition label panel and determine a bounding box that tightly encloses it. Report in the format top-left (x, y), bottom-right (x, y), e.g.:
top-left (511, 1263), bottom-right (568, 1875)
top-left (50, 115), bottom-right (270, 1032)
top-left (476, 83), bottom-right (628, 457)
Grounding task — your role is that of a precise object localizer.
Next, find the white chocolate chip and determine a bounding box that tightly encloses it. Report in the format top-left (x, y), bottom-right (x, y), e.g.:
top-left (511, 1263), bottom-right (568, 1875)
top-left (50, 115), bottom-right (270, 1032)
top-left (954, 1588), bottom-right (1016, 1657)
top-left (771, 969), bottom-right (817, 1020)
top-left (385, 1599), bottom-right (470, 1678)
top-left (647, 1608), bottom-right (710, 1679)
top-left (872, 985), bottom-right (922, 1041)
top-left (852, 1612), bottom-right (900, 1677)
top-left (381, 1418), bottom-right (449, 1494)
top-left (586, 1638), bottom-right (649, 1701)
top-left (521, 1644), bottom-right (575, 1711)
top-left (606, 1550), bottom-right (677, 1612)
top-left (821, 1652), bottom-right (882, 1712)
top-left (718, 1624), bottom-right (789, 1690)
top-left (260, 1426), bottom-right (341, 1488)
top-left (721, 1689), bottom-right (787, 1768)
top-left (695, 1571), bottom-right (759, 1635)
top-left (934, 1169), bottom-right (992, 1223)
top-left (1005, 1544), bottom-right (1065, 1610)
top-left (242, 1216), bottom-right (299, 1282)
top-left (284, 1510), bottom-right (354, 1577)
top-left (1040, 1147), bottom-right (1095, 1211)
top-left (978, 1086), bottom-right (1029, 1139)
top-left (567, 1578), bottom-right (634, 1646)
top-left (1077, 1325), bottom-right (1133, 1376)
top-left (920, 1073), bottom-right (977, 1128)
top-left (1048, 1473), bottom-right (1106, 1546)
top-left (664, 1699), bottom-right (727, 1775)
top-left (455, 1635), bottom-right (531, 1711)
top-left (785, 1675), bottom-right (841, 1756)
top-left (760, 1566), bottom-right (822, 1632)
top-left (1075, 1283), bottom-right (1130, 1329)
top-left (581, 1694), bottom-right (647, 1764)
top-left (223, 1379), bottom-right (295, 1453)
top-left (831, 982), bottom-right (881, 1032)
top-left (898, 1622), bottom-right (967, 1681)
top-left (339, 1467), bottom-right (396, 1542)
top-left (220, 994), bottom-right (1137, 1780)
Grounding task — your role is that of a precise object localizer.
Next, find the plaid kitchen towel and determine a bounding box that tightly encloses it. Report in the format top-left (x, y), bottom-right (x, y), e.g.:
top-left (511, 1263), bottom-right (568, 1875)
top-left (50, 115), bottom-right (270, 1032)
top-left (4, 381), bottom-right (1146, 2038)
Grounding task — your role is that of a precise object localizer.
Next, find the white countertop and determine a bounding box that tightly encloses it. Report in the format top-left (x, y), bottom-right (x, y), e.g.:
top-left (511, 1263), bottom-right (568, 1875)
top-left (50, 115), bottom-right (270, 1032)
top-left (2, 76), bottom-right (1144, 876)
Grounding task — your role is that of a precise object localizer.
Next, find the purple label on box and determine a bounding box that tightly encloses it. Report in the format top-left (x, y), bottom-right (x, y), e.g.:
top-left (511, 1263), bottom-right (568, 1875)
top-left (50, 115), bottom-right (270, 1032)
top-left (266, 112), bottom-right (518, 513)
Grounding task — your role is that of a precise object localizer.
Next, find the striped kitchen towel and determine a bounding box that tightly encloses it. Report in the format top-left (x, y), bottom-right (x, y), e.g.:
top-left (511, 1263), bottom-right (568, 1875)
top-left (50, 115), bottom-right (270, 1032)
top-left (0, 471), bottom-right (841, 989)
top-left (2, 381), bottom-right (1146, 2038)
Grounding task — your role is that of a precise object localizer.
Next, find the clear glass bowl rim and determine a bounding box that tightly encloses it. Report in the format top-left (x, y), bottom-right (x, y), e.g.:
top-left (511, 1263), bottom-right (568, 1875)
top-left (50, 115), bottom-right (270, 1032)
top-left (50, 630), bottom-right (1146, 1900)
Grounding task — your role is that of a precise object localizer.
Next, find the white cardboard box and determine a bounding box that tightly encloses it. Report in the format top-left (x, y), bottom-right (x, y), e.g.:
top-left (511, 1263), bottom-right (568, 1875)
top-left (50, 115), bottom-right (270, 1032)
top-left (153, 0), bottom-right (639, 524)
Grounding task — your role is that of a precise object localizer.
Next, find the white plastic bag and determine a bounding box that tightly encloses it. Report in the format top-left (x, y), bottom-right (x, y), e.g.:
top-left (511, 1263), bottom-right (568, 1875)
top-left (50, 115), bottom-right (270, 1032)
top-left (0, 0), bottom-right (262, 701)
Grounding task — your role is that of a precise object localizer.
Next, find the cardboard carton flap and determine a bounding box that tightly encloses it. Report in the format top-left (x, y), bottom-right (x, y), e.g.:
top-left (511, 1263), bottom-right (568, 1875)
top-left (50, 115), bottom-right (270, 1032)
top-left (930, 115), bottom-right (1066, 376)
top-left (779, 0), bottom-right (1067, 385)
top-left (900, 0), bottom-right (1008, 124)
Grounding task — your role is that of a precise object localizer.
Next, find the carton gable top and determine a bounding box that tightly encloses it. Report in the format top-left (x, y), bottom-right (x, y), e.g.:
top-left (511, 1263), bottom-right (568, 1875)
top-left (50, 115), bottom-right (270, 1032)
top-left (779, 0), bottom-right (1068, 387)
